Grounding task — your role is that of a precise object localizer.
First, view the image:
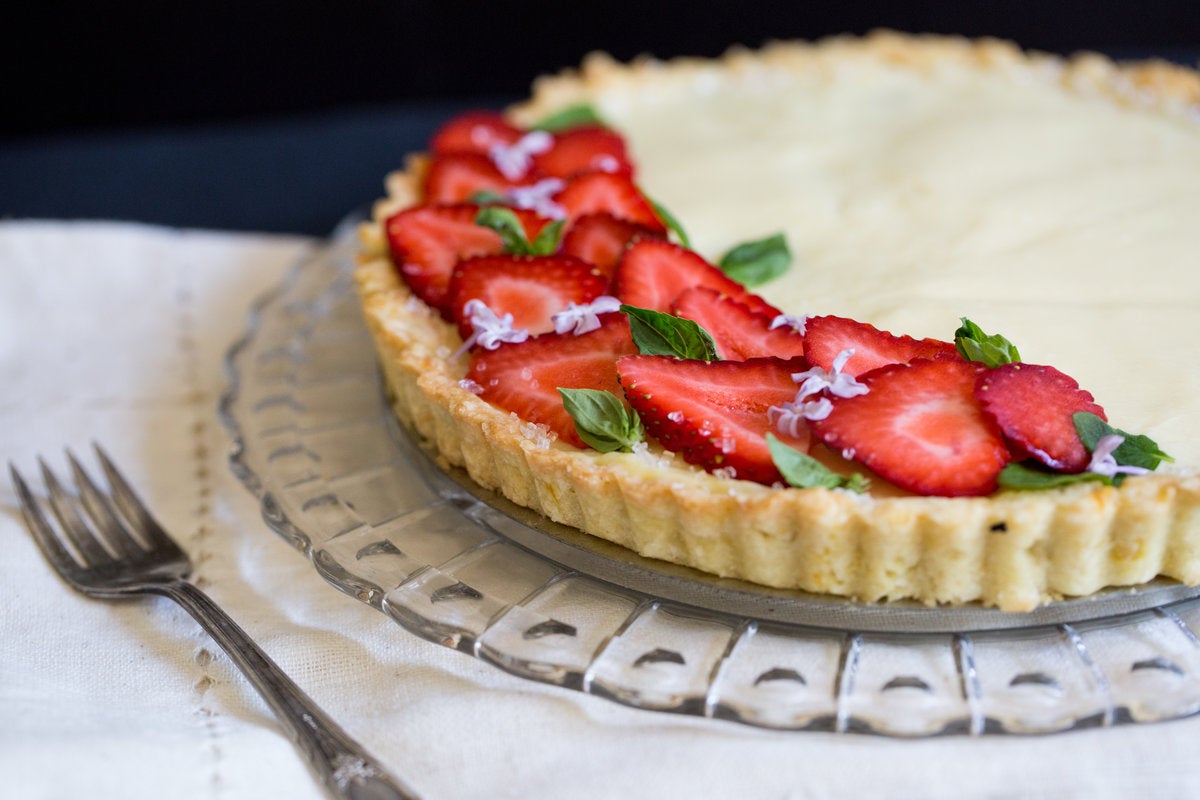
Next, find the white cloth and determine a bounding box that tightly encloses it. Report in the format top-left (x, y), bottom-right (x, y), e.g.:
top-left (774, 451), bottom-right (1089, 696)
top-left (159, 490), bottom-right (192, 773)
top-left (2, 219), bottom-right (1200, 800)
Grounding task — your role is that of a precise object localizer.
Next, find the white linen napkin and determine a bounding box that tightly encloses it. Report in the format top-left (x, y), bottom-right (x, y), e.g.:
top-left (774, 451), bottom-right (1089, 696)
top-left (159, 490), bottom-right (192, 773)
top-left (3, 219), bottom-right (1200, 800)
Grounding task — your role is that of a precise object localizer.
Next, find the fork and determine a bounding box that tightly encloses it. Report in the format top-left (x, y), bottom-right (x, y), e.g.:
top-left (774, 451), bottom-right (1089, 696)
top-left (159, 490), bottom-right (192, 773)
top-left (10, 446), bottom-right (420, 800)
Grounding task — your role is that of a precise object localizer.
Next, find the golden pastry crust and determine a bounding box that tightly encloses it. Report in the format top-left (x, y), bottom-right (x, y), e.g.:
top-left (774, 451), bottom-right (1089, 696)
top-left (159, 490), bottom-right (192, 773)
top-left (355, 32), bottom-right (1200, 612)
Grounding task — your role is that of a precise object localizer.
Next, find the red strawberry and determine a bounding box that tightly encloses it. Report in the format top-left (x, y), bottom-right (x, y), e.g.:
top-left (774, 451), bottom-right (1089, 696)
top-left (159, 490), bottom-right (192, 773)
top-left (468, 316), bottom-right (638, 448)
top-left (533, 125), bottom-right (634, 179)
top-left (554, 171), bottom-right (666, 232)
top-left (808, 358), bottom-right (1011, 496)
top-left (671, 287), bottom-right (807, 362)
top-left (975, 363), bottom-right (1107, 473)
top-left (612, 239), bottom-right (781, 317)
top-left (559, 212), bottom-right (664, 281)
top-left (423, 152), bottom-right (515, 203)
top-left (617, 355), bottom-right (810, 485)
top-left (802, 314), bottom-right (960, 378)
top-left (447, 254), bottom-right (609, 339)
top-left (430, 111), bottom-right (524, 156)
top-left (384, 204), bottom-right (550, 316)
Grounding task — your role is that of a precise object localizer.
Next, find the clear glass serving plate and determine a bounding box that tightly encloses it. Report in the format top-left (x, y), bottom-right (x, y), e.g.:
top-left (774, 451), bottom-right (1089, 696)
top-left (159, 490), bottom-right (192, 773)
top-left (220, 212), bottom-right (1200, 736)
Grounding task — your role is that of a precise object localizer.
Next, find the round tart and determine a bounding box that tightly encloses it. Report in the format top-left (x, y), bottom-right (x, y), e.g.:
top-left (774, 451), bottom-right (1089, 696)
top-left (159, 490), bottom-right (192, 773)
top-left (355, 31), bottom-right (1200, 612)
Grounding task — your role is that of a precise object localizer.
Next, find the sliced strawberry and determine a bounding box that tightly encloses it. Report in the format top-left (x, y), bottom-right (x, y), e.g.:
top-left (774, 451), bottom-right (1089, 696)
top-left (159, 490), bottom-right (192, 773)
top-left (560, 212), bottom-right (664, 281)
top-left (802, 314), bottom-right (960, 378)
top-left (430, 111), bottom-right (524, 156)
top-left (423, 152), bottom-right (515, 204)
top-left (975, 363), bottom-right (1107, 472)
top-left (671, 287), bottom-right (807, 362)
top-left (617, 355), bottom-right (809, 485)
top-left (468, 316), bottom-right (638, 448)
top-left (554, 171), bottom-right (666, 232)
top-left (808, 358), bottom-right (1010, 496)
top-left (612, 239), bottom-right (781, 317)
top-left (533, 125), bottom-right (634, 179)
top-left (384, 204), bottom-right (551, 316)
top-left (447, 254), bottom-right (608, 339)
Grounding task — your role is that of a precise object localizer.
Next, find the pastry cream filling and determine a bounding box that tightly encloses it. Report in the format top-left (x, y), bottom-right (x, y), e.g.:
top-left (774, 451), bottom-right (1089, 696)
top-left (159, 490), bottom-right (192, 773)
top-left (564, 54), bottom-right (1200, 471)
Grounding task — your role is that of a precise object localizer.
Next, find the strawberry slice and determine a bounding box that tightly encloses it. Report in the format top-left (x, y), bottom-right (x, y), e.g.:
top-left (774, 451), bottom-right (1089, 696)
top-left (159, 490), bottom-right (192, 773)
top-left (613, 239), bottom-right (781, 317)
top-left (802, 314), bottom-right (960, 377)
top-left (446, 254), bottom-right (609, 339)
top-left (468, 316), bottom-right (638, 448)
top-left (808, 358), bottom-right (1011, 496)
top-left (975, 363), bottom-right (1107, 473)
top-left (533, 125), bottom-right (634, 179)
top-left (423, 152), bottom-right (515, 203)
top-left (384, 204), bottom-right (549, 317)
top-left (560, 212), bottom-right (664, 281)
top-left (430, 111), bottom-right (524, 156)
top-left (617, 355), bottom-right (809, 485)
top-left (554, 171), bottom-right (666, 232)
top-left (671, 286), bottom-right (807, 362)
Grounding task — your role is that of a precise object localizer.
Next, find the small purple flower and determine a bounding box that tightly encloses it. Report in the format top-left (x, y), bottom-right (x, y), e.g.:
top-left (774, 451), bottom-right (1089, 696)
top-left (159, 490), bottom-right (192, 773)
top-left (1087, 434), bottom-right (1151, 478)
top-left (551, 295), bottom-right (622, 335)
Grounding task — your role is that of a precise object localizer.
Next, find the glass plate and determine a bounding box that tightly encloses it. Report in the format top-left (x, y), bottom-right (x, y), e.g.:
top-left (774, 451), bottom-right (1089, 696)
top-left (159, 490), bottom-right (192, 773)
top-left (220, 212), bottom-right (1200, 736)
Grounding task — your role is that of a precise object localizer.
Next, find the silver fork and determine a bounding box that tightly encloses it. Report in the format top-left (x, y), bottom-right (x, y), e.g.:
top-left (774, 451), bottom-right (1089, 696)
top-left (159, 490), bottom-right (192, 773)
top-left (10, 445), bottom-right (420, 800)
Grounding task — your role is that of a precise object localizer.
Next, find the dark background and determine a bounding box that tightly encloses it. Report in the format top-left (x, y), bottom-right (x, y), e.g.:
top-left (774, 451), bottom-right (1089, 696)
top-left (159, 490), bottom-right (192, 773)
top-left (3, 1), bottom-right (1198, 233)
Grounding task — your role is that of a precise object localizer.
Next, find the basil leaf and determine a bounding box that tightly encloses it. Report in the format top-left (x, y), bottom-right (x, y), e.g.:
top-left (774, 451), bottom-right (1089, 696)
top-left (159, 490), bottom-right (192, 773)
top-left (1074, 412), bottom-right (1173, 470)
top-left (620, 304), bottom-right (719, 361)
top-left (718, 233), bottom-right (791, 287)
top-left (534, 104), bottom-right (605, 132)
top-left (998, 461), bottom-right (1112, 490)
top-left (475, 207), bottom-right (564, 256)
top-left (767, 435), bottom-right (869, 492)
top-left (558, 388), bottom-right (643, 453)
top-left (529, 218), bottom-right (566, 255)
top-left (954, 318), bottom-right (1021, 367)
top-left (469, 189), bottom-right (511, 206)
top-left (648, 198), bottom-right (691, 248)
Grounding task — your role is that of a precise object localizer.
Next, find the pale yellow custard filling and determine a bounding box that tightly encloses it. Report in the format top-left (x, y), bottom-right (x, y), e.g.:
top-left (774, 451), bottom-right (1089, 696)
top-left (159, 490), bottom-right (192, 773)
top-left (516, 40), bottom-right (1200, 470)
top-left (360, 33), bottom-right (1200, 610)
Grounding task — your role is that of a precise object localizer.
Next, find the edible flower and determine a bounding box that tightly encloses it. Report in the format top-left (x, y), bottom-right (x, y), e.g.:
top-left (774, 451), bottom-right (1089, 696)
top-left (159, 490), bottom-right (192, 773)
top-left (488, 130), bottom-right (554, 180)
top-left (769, 395), bottom-right (834, 436)
top-left (455, 299), bottom-right (530, 357)
top-left (507, 178), bottom-right (567, 219)
top-left (1087, 434), bottom-right (1152, 478)
top-left (792, 349), bottom-right (869, 400)
top-left (770, 313), bottom-right (808, 335)
top-left (551, 296), bottom-right (622, 335)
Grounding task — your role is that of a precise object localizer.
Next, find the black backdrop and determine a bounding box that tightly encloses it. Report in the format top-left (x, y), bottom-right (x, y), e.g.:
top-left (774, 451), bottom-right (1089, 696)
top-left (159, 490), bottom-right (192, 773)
top-left (5, 1), bottom-right (1200, 136)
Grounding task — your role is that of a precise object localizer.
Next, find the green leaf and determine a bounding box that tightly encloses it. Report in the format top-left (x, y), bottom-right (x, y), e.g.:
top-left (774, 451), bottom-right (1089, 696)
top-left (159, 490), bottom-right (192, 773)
top-left (767, 435), bottom-right (869, 492)
top-left (620, 304), bottom-right (720, 361)
top-left (558, 388), bottom-right (644, 453)
top-left (718, 233), bottom-right (791, 287)
top-left (473, 207), bottom-right (563, 256)
top-left (954, 318), bottom-right (1021, 367)
top-left (1074, 412), bottom-right (1173, 471)
top-left (468, 189), bottom-right (511, 206)
top-left (534, 103), bottom-right (605, 132)
top-left (998, 461), bottom-right (1112, 490)
top-left (529, 218), bottom-right (566, 255)
top-left (648, 198), bottom-right (691, 248)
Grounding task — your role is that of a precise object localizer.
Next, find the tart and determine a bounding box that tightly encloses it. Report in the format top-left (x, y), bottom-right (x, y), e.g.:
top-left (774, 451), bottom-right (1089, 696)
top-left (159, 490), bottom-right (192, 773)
top-left (355, 31), bottom-right (1200, 612)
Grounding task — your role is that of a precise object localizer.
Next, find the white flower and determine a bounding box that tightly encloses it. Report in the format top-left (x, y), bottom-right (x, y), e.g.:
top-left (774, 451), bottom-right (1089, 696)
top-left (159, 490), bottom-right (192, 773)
top-left (1087, 434), bottom-right (1151, 478)
top-left (551, 295), bottom-right (622, 335)
top-left (488, 130), bottom-right (553, 180)
top-left (792, 348), bottom-right (869, 400)
top-left (507, 177), bottom-right (566, 219)
top-left (769, 396), bottom-right (833, 437)
top-left (454, 299), bottom-right (530, 357)
top-left (770, 313), bottom-right (808, 336)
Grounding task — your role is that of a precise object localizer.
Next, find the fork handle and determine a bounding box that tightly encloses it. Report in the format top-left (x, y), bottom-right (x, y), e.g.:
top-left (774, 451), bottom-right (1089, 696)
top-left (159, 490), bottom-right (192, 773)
top-left (159, 579), bottom-right (421, 800)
